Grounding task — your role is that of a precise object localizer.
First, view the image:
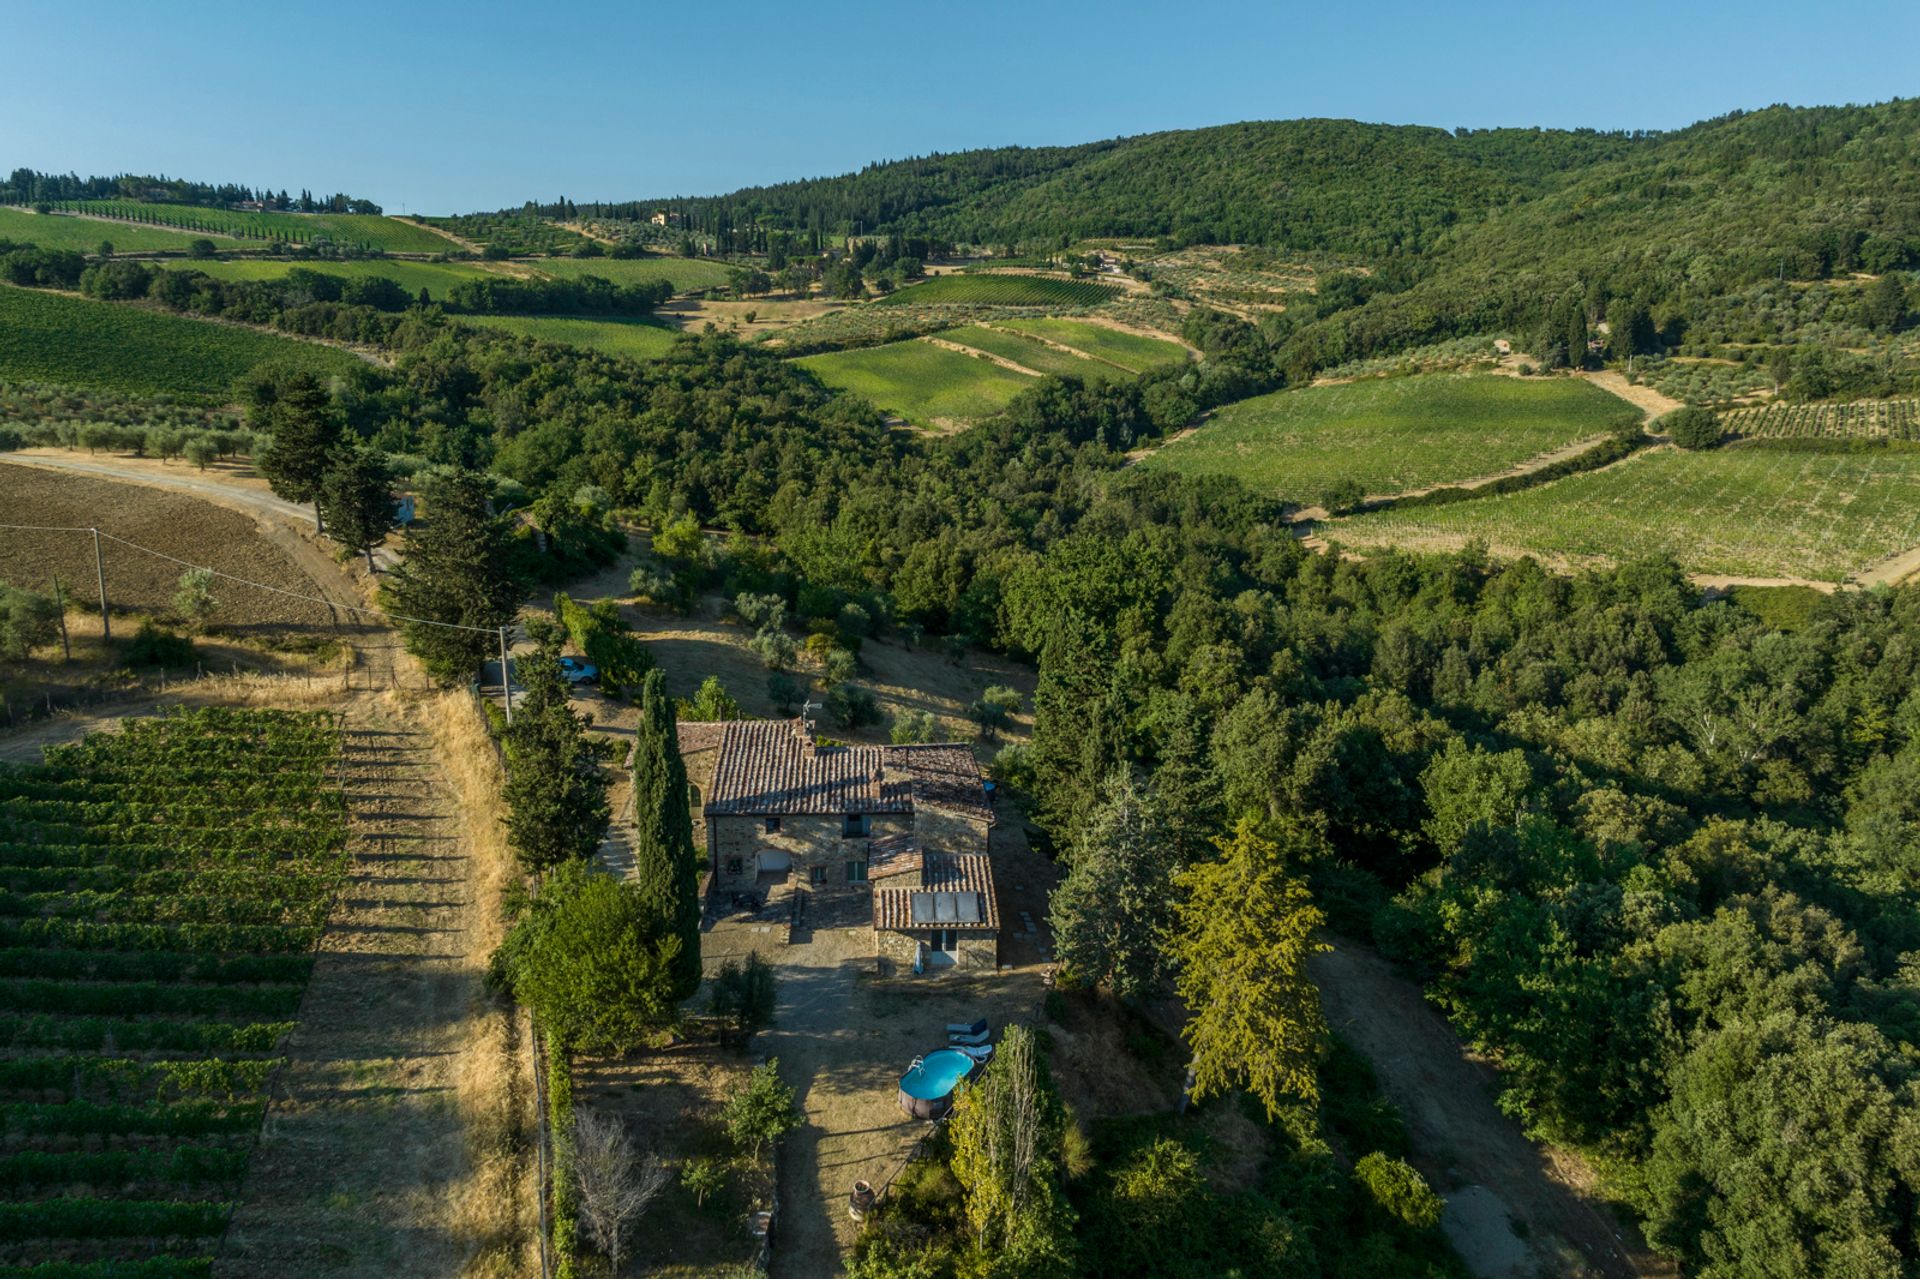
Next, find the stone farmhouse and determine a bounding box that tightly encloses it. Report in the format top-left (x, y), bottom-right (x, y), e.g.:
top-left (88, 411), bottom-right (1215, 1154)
top-left (677, 718), bottom-right (999, 969)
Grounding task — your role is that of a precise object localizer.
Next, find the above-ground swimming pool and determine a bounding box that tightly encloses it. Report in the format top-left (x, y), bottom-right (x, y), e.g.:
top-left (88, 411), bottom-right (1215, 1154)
top-left (897, 1048), bottom-right (976, 1119)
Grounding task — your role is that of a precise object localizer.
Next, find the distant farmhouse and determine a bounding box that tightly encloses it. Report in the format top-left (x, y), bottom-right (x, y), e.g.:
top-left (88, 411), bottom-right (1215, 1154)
top-left (679, 718), bottom-right (999, 969)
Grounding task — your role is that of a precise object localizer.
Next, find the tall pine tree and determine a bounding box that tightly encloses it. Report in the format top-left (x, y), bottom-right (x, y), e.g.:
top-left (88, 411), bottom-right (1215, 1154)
top-left (379, 469), bottom-right (522, 683)
top-left (502, 645), bottom-right (610, 875)
top-left (632, 669), bottom-right (701, 1000)
top-left (251, 369), bottom-right (341, 531)
top-left (317, 442), bottom-right (396, 573)
top-left (1171, 818), bottom-right (1330, 1118)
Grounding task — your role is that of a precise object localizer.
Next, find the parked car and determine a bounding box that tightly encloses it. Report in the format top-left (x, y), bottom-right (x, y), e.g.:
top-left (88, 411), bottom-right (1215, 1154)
top-left (557, 657), bottom-right (600, 686)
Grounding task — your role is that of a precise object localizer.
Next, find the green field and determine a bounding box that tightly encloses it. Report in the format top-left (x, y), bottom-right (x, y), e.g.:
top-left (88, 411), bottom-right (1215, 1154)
top-left (457, 313), bottom-right (683, 361)
top-left (939, 326), bottom-right (1132, 382)
top-left (1338, 444), bottom-right (1920, 582)
top-left (0, 206), bottom-right (227, 254)
top-left (1145, 374), bottom-right (1641, 501)
top-left (534, 255), bottom-right (734, 292)
top-left (798, 339), bottom-right (1036, 426)
top-left (163, 257), bottom-right (506, 297)
top-left (875, 274), bottom-right (1120, 308)
top-left (0, 285), bottom-right (364, 399)
top-left (995, 317), bottom-right (1188, 370)
top-left (58, 201), bottom-right (454, 253)
top-left (0, 708), bottom-right (347, 1275)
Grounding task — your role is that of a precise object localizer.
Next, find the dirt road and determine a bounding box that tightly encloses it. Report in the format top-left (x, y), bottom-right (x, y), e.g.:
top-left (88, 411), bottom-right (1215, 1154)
top-left (1309, 939), bottom-right (1673, 1279)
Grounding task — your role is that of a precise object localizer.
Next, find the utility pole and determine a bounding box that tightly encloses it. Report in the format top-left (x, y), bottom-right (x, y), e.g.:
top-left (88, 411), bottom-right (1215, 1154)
top-left (50, 575), bottom-right (69, 662)
top-left (89, 528), bottom-right (109, 641)
top-left (498, 626), bottom-right (513, 725)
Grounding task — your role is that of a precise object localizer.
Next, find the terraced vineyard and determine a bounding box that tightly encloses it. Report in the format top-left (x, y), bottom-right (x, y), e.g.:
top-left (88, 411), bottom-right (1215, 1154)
top-left (48, 202), bottom-right (452, 254)
top-left (1338, 445), bottom-right (1920, 582)
top-left (455, 313), bottom-right (681, 361)
top-left (0, 708), bottom-right (347, 1277)
top-left (875, 274), bottom-right (1119, 308)
top-left (0, 285), bottom-right (366, 399)
top-left (1722, 398), bottom-right (1920, 440)
top-left (1144, 373), bottom-right (1640, 501)
top-left (993, 317), bottom-right (1188, 370)
top-left (535, 255), bottom-right (734, 292)
top-left (797, 339), bottom-right (1035, 427)
top-left (417, 213), bottom-right (588, 255)
top-left (938, 326), bottom-right (1133, 382)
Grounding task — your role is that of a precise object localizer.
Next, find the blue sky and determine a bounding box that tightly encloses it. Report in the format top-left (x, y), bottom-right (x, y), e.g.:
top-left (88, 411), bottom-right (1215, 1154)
top-left (4, 0), bottom-right (1916, 213)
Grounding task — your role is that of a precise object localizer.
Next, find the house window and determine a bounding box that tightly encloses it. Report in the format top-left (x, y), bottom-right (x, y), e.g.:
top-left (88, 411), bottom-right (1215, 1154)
top-left (688, 783), bottom-right (702, 809)
top-left (843, 813), bottom-right (870, 838)
top-left (846, 860), bottom-right (869, 883)
top-left (809, 865), bottom-right (828, 886)
top-left (765, 816), bottom-right (781, 834)
top-left (725, 856), bottom-right (744, 876)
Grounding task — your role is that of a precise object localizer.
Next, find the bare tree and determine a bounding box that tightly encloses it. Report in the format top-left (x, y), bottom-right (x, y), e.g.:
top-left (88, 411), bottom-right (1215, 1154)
top-left (573, 1109), bottom-right (670, 1272)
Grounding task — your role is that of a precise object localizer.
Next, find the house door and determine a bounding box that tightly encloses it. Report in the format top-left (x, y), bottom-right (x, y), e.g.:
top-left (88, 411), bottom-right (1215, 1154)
top-left (927, 929), bottom-right (958, 965)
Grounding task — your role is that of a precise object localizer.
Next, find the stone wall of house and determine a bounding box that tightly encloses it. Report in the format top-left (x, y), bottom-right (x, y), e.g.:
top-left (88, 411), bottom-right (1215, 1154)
top-left (913, 807), bottom-right (991, 855)
top-left (709, 812), bottom-right (910, 892)
top-left (876, 928), bottom-right (998, 970)
top-left (674, 745), bottom-right (720, 851)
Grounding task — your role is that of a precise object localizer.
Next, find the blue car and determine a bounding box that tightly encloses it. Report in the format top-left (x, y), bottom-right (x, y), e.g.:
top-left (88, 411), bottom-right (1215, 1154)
top-left (557, 657), bottom-right (600, 685)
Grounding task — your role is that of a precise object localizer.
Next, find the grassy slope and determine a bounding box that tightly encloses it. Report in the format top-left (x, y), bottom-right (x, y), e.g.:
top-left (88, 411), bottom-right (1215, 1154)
top-left (534, 256), bottom-right (734, 292)
top-left (0, 206), bottom-right (230, 253)
top-left (1338, 445), bottom-right (1920, 582)
top-left (1145, 374), bottom-right (1640, 501)
top-left (68, 202), bottom-right (453, 253)
top-left (164, 257), bottom-right (505, 295)
top-left (455, 313), bottom-right (682, 361)
top-left (940, 326), bottom-right (1130, 382)
top-left (997, 317), bottom-right (1187, 370)
top-left (0, 285), bottom-right (363, 399)
top-left (874, 275), bottom-right (1118, 307)
top-left (797, 339), bottom-right (1035, 426)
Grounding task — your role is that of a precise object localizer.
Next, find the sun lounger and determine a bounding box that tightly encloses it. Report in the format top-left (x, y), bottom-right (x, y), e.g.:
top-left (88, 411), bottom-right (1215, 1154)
top-left (946, 1019), bottom-right (987, 1037)
top-left (948, 1027), bottom-right (991, 1047)
top-left (955, 1042), bottom-right (994, 1063)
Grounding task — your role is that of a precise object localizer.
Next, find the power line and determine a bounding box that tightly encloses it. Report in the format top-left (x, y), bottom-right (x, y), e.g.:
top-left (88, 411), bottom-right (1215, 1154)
top-left (0, 521), bottom-right (506, 636)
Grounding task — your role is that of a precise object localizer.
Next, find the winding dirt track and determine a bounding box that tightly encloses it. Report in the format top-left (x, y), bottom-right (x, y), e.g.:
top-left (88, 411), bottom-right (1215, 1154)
top-left (1310, 939), bottom-right (1674, 1279)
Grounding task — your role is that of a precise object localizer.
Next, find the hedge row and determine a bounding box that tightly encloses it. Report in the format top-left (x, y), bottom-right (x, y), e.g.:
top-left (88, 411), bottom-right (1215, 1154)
top-left (0, 1017), bottom-right (291, 1054)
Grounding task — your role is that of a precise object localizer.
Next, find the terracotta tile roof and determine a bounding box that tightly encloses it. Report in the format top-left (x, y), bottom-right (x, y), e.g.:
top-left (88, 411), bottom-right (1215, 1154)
top-left (867, 834), bottom-right (923, 881)
top-left (884, 745), bottom-right (994, 819)
top-left (677, 722), bottom-right (728, 755)
top-left (872, 853), bottom-right (999, 933)
top-left (698, 720), bottom-right (992, 821)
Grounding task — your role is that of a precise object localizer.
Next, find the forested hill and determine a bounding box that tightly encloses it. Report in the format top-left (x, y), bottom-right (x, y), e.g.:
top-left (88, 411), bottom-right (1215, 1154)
top-left (549, 118), bottom-right (1643, 256)
top-left (566, 101), bottom-right (1920, 271)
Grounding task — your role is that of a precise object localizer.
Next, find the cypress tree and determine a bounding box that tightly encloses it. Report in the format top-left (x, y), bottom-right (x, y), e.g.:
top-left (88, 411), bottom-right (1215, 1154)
top-left (632, 669), bottom-right (701, 1000)
top-left (503, 646), bottom-right (610, 875)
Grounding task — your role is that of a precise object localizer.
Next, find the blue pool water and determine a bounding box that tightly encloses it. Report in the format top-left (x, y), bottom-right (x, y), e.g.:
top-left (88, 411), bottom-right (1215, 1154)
top-left (899, 1048), bottom-right (973, 1100)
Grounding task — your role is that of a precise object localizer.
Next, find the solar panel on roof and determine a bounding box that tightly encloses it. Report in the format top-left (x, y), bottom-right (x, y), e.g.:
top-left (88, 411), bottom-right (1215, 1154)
top-left (909, 891), bottom-right (984, 926)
